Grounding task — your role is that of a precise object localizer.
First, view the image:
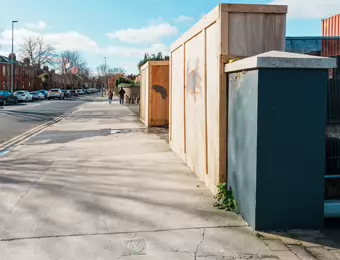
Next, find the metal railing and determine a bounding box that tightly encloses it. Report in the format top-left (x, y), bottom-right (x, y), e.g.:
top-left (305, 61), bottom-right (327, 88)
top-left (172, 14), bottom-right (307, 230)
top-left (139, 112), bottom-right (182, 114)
top-left (286, 37), bottom-right (340, 200)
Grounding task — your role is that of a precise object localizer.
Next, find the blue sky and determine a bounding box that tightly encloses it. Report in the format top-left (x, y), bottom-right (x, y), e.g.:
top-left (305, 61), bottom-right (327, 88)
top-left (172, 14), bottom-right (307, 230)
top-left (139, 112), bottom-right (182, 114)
top-left (0, 0), bottom-right (339, 74)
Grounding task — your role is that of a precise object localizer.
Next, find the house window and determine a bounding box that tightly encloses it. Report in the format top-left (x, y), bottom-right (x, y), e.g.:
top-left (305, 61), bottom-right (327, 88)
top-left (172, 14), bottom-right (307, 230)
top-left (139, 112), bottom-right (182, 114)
top-left (3, 66), bottom-right (6, 76)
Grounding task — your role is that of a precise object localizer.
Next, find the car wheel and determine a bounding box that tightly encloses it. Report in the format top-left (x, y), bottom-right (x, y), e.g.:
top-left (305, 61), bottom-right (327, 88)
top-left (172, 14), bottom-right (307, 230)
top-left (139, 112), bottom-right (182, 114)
top-left (14, 99), bottom-right (18, 105)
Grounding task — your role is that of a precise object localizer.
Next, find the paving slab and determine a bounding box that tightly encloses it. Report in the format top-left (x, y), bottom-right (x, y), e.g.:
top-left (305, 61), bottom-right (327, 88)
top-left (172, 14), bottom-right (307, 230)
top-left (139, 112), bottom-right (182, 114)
top-left (289, 245), bottom-right (317, 260)
top-left (274, 251), bottom-right (300, 260)
top-left (197, 227), bottom-right (277, 259)
top-left (307, 247), bottom-right (339, 260)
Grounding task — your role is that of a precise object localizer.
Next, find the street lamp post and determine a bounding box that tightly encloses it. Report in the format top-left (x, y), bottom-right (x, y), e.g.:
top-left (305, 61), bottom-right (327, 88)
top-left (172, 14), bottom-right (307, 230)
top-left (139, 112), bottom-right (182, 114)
top-left (102, 57), bottom-right (106, 97)
top-left (11, 21), bottom-right (18, 92)
top-left (11, 20), bottom-right (18, 93)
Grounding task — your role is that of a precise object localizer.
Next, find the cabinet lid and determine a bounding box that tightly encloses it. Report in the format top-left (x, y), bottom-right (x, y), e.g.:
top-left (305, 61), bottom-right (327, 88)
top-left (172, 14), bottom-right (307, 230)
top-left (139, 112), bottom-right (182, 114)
top-left (225, 51), bottom-right (337, 73)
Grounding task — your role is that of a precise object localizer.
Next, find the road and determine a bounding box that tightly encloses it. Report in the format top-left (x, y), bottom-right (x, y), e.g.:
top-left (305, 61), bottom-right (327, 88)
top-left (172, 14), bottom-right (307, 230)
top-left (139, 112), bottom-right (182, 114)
top-left (0, 96), bottom-right (95, 144)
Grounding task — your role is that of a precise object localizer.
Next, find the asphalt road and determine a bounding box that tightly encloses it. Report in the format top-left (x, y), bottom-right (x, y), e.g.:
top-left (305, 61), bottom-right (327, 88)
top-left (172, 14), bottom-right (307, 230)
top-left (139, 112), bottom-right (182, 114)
top-left (0, 96), bottom-right (95, 144)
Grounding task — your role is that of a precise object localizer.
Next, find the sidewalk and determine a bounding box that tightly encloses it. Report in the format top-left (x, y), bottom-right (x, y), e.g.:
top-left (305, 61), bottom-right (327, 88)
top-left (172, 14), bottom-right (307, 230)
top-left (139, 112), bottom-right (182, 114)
top-left (0, 99), bottom-right (339, 259)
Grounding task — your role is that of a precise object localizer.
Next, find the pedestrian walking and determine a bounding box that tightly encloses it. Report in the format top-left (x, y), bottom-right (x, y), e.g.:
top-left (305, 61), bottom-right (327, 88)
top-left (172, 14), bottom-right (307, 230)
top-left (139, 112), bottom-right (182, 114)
top-left (119, 87), bottom-right (126, 105)
top-left (108, 89), bottom-right (113, 104)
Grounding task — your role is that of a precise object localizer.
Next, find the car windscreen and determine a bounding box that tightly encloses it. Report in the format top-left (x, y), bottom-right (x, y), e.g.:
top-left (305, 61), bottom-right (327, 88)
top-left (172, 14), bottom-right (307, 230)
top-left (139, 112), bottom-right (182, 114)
top-left (51, 89), bottom-right (59, 92)
top-left (15, 91), bottom-right (24, 94)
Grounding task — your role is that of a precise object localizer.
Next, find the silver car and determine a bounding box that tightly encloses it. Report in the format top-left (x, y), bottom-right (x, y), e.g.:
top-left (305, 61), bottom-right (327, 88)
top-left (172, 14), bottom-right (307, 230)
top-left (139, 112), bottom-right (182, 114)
top-left (48, 89), bottom-right (65, 100)
top-left (30, 91), bottom-right (44, 100)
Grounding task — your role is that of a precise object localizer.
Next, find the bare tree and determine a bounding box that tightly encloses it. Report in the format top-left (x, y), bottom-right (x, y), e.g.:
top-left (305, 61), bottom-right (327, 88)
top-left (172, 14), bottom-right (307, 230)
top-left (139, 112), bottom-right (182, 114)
top-left (109, 67), bottom-right (125, 75)
top-left (96, 64), bottom-right (125, 88)
top-left (20, 36), bottom-right (57, 69)
top-left (96, 64), bottom-right (125, 77)
top-left (96, 64), bottom-right (106, 77)
top-left (56, 50), bottom-right (90, 89)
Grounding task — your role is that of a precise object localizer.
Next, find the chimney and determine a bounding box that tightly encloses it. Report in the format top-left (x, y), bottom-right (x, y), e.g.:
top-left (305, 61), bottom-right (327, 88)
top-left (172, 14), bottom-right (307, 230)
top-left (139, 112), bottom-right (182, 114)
top-left (23, 58), bottom-right (30, 66)
top-left (43, 66), bottom-right (49, 72)
top-left (8, 53), bottom-right (16, 61)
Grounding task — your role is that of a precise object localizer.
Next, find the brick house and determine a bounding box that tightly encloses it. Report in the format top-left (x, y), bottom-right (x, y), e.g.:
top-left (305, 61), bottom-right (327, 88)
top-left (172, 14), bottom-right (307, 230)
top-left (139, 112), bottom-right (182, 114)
top-left (0, 54), bottom-right (61, 91)
top-left (0, 53), bottom-right (92, 91)
top-left (0, 56), bottom-right (10, 90)
top-left (0, 54), bottom-right (39, 91)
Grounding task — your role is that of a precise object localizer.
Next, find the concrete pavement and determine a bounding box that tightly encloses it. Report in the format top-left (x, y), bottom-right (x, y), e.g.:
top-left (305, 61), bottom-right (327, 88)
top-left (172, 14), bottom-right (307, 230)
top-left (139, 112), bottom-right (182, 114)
top-left (0, 98), bottom-right (338, 259)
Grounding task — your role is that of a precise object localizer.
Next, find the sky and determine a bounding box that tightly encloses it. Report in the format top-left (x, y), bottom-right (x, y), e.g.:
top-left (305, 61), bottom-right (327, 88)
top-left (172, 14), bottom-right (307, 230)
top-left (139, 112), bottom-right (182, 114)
top-left (0, 0), bottom-right (340, 74)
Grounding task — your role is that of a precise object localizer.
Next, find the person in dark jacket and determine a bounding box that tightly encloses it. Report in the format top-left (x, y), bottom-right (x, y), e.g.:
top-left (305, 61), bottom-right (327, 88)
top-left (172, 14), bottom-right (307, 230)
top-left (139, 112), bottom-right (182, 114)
top-left (108, 89), bottom-right (113, 104)
top-left (118, 88), bottom-right (125, 105)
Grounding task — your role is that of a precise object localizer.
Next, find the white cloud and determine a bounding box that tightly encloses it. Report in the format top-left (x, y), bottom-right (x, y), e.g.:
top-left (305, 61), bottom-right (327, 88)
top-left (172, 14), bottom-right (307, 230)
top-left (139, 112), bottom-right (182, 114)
top-left (0, 51), bottom-right (10, 57)
top-left (270, 0), bottom-right (340, 19)
top-left (106, 23), bottom-right (178, 44)
top-left (25, 21), bottom-right (47, 30)
top-left (0, 27), bottom-right (169, 58)
top-left (104, 43), bottom-right (169, 58)
top-left (44, 31), bottom-right (98, 51)
top-left (0, 25), bottom-right (170, 73)
top-left (0, 28), bottom-right (98, 52)
top-left (173, 15), bottom-right (194, 23)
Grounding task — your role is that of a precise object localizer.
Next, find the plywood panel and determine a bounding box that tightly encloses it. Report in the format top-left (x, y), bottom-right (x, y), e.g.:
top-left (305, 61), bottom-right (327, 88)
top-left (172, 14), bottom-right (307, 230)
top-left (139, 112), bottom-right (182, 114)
top-left (170, 46), bottom-right (185, 159)
top-left (185, 31), bottom-right (206, 176)
top-left (140, 67), bottom-right (147, 123)
top-left (221, 3), bottom-right (287, 14)
top-left (169, 3), bottom-right (287, 195)
top-left (150, 65), bottom-right (169, 126)
top-left (145, 66), bottom-right (149, 126)
top-left (170, 6), bottom-right (220, 52)
top-left (206, 24), bottom-right (220, 189)
top-left (227, 13), bottom-right (286, 57)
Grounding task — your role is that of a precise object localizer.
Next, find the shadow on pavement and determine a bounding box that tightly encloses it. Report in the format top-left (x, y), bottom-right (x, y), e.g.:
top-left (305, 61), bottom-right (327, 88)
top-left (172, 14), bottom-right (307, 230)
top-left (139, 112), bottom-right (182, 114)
top-left (0, 110), bottom-right (60, 122)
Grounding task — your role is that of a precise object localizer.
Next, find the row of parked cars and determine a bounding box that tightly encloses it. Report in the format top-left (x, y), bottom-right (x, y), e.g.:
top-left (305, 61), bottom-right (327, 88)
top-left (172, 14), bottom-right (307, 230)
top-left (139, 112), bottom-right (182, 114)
top-left (0, 88), bottom-right (99, 106)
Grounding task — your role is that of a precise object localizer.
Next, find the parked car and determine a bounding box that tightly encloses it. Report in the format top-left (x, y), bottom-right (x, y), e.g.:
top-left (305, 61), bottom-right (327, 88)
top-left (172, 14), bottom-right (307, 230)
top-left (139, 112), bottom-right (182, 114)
top-left (30, 91), bottom-right (44, 100)
top-left (62, 89), bottom-right (72, 98)
top-left (48, 89), bottom-right (65, 100)
top-left (39, 90), bottom-right (49, 99)
top-left (70, 90), bottom-right (79, 96)
top-left (26, 91), bottom-right (33, 101)
top-left (77, 89), bottom-right (85, 95)
top-left (13, 91), bottom-right (32, 102)
top-left (86, 89), bottom-right (92, 94)
top-left (0, 90), bottom-right (18, 106)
